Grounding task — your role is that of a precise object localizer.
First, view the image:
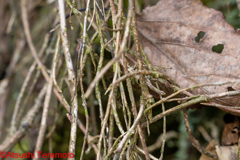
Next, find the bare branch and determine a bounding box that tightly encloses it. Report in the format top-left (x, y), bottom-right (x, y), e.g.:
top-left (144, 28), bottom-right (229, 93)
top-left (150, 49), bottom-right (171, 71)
top-left (58, 0), bottom-right (78, 157)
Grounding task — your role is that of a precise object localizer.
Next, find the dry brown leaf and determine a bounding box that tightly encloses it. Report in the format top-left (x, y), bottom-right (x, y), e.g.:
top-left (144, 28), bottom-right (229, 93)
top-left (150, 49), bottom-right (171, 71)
top-left (199, 113), bottom-right (240, 160)
top-left (134, 0), bottom-right (240, 110)
top-left (199, 140), bottom-right (217, 160)
top-left (199, 140), bottom-right (238, 160)
top-left (215, 145), bottom-right (238, 160)
top-left (222, 114), bottom-right (240, 146)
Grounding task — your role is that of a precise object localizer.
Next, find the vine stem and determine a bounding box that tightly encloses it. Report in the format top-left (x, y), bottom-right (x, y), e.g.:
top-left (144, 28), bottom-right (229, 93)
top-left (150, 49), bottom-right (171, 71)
top-left (58, 0), bottom-right (78, 158)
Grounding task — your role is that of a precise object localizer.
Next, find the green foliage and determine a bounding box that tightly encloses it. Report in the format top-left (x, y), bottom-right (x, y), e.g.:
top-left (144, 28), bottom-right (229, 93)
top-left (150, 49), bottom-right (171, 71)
top-left (201, 0), bottom-right (240, 29)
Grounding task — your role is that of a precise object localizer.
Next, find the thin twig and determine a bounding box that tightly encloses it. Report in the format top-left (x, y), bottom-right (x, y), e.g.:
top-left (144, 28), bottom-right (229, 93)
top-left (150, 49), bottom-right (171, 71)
top-left (136, 146), bottom-right (158, 160)
top-left (34, 69), bottom-right (53, 160)
top-left (148, 131), bottom-right (178, 152)
top-left (158, 84), bottom-right (166, 160)
top-left (182, 108), bottom-right (218, 159)
top-left (145, 81), bottom-right (240, 113)
top-left (21, 0), bottom-right (72, 117)
top-left (79, 0), bottom-right (91, 159)
top-left (87, 58), bottom-right (98, 135)
top-left (142, 89), bottom-right (240, 128)
top-left (96, 0), bottom-right (133, 158)
top-left (94, 1), bottom-right (109, 157)
top-left (58, 0), bottom-right (78, 158)
top-left (111, 87), bottom-right (125, 134)
top-left (0, 85), bottom-right (47, 152)
top-left (113, 98), bottom-right (145, 160)
top-left (85, 0), bottom-right (133, 98)
top-left (10, 62), bottom-right (37, 135)
top-left (106, 70), bottom-right (165, 93)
